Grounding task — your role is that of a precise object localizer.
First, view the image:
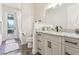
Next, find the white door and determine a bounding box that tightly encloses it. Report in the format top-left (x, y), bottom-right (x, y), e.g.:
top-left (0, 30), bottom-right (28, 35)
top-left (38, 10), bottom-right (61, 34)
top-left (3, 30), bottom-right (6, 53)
top-left (7, 11), bottom-right (18, 39)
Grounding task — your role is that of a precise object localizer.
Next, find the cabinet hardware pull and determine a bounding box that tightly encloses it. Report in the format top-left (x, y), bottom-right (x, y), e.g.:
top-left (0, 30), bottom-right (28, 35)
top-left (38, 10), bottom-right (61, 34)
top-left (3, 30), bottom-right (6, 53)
top-left (37, 48), bottom-right (41, 51)
top-left (37, 40), bottom-right (41, 42)
top-left (48, 41), bottom-right (51, 48)
top-left (37, 34), bottom-right (41, 36)
top-left (65, 40), bottom-right (78, 45)
top-left (65, 52), bottom-right (71, 55)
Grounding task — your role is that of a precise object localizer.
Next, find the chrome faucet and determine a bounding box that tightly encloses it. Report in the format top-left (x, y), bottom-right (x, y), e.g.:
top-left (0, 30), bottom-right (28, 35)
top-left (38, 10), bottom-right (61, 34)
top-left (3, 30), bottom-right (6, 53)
top-left (55, 25), bottom-right (62, 32)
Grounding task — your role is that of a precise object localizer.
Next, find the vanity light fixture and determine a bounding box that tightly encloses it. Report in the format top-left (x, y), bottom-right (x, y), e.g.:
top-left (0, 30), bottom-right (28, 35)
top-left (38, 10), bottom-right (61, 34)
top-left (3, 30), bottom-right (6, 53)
top-left (49, 3), bottom-right (58, 8)
top-left (47, 3), bottom-right (62, 9)
top-left (59, 3), bottom-right (62, 7)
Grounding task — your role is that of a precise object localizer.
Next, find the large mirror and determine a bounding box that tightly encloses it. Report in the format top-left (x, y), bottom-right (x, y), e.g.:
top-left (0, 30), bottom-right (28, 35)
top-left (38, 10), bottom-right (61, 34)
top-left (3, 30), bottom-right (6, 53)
top-left (45, 3), bottom-right (79, 30)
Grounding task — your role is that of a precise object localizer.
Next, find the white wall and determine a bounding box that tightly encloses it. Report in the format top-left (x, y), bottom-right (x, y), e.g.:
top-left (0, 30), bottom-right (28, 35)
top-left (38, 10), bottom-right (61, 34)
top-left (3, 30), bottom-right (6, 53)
top-left (34, 3), bottom-right (49, 22)
top-left (2, 5), bottom-right (7, 41)
top-left (1, 4), bottom-right (34, 45)
top-left (21, 4), bottom-right (34, 45)
top-left (0, 4), bottom-right (2, 45)
top-left (0, 4), bottom-right (2, 18)
top-left (2, 5), bottom-right (21, 41)
top-left (1, 3), bottom-right (50, 45)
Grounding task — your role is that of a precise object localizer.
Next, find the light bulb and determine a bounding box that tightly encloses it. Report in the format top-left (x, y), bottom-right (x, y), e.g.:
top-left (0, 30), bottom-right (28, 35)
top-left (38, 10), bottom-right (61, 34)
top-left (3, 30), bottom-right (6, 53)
top-left (59, 3), bottom-right (62, 7)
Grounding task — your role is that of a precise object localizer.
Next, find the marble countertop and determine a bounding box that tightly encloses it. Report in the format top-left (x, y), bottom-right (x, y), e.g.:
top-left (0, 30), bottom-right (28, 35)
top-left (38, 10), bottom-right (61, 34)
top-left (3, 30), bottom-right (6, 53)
top-left (36, 30), bottom-right (79, 39)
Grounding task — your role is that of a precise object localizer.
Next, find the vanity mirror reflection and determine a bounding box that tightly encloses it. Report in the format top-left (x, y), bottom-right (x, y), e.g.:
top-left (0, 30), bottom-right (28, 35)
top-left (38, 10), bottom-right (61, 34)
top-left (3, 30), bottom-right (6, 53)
top-left (45, 3), bottom-right (79, 33)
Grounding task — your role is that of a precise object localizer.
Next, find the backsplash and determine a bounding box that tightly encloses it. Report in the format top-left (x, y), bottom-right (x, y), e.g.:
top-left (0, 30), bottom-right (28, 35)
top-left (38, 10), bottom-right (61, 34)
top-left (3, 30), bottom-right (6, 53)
top-left (34, 23), bottom-right (76, 33)
top-left (61, 28), bottom-right (75, 33)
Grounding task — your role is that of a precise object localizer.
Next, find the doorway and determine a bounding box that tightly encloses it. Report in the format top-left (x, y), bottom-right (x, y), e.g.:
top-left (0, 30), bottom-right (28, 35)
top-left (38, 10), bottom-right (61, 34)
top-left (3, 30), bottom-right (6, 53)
top-left (7, 11), bottom-right (18, 39)
top-left (1, 6), bottom-right (21, 55)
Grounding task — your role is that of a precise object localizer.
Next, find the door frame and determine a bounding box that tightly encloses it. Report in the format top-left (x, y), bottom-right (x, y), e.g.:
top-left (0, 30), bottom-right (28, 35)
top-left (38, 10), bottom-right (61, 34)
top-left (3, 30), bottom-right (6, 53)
top-left (7, 11), bottom-right (17, 33)
top-left (3, 6), bottom-right (19, 39)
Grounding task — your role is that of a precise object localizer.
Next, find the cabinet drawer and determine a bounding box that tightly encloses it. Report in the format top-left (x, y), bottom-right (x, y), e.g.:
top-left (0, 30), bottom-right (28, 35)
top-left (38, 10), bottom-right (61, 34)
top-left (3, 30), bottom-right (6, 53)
top-left (37, 47), bottom-right (44, 54)
top-left (36, 33), bottom-right (46, 39)
top-left (64, 37), bottom-right (79, 49)
top-left (37, 40), bottom-right (45, 54)
top-left (42, 34), bottom-right (62, 43)
top-left (37, 33), bottom-right (61, 43)
top-left (37, 37), bottom-right (44, 42)
top-left (36, 33), bottom-right (42, 37)
top-left (65, 46), bottom-right (79, 55)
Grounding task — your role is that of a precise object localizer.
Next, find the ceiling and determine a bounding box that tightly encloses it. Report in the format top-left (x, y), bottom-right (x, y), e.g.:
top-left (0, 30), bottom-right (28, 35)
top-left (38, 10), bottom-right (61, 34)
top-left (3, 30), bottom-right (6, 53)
top-left (2, 3), bottom-right (22, 9)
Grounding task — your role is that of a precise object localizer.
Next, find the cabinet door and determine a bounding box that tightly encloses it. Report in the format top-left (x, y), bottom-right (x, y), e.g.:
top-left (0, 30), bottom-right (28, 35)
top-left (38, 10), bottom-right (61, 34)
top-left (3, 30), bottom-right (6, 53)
top-left (52, 42), bottom-right (61, 55)
top-left (44, 40), bottom-right (53, 55)
top-left (44, 34), bottom-right (62, 55)
top-left (65, 46), bottom-right (79, 55)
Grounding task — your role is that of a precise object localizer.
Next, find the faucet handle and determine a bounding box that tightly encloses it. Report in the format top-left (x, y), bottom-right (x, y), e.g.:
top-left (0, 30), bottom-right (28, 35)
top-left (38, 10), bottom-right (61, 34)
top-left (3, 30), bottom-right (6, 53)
top-left (59, 26), bottom-right (62, 31)
top-left (60, 26), bottom-right (62, 29)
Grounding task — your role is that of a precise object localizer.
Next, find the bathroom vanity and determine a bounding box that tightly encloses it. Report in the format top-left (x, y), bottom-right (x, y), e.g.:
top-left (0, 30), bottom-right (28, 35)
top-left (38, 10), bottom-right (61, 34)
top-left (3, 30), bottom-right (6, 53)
top-left (33, 3), bottom-right (79, 55)
top-left (35, 31), bottom-right (79, 55)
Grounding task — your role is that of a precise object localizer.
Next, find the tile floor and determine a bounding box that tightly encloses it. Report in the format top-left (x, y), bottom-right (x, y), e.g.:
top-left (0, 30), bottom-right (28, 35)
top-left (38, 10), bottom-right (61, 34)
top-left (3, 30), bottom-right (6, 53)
top-left (0, 38), bottom-right (32, 55)
top-left (21, 44), bottom-right (32, 55)
top-left (0, 38), bottom-right (43, 55)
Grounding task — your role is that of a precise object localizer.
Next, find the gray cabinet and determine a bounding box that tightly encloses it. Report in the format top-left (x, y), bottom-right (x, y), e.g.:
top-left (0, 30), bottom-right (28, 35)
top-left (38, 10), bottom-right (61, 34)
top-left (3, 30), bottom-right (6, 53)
top-left (62, 37), bottom-right (79, 55)
top-left (36, 32), bottom-right (79, 55)
top-left (36, 32), bottom-right (62, 55)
